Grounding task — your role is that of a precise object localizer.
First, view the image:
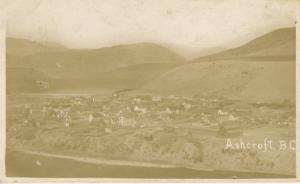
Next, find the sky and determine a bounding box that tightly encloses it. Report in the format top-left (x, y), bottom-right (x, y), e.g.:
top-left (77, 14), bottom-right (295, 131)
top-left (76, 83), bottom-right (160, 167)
top-left (5, 0), bottom-right (299, 58)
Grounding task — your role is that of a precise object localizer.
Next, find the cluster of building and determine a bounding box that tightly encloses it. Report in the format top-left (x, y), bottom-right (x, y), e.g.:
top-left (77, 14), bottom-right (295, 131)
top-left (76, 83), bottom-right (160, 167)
top-left (16, 93), bottom-right (295, 136)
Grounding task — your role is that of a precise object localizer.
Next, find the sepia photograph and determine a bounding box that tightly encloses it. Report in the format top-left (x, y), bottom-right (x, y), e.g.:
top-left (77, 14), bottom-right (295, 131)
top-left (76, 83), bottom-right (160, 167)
top-left (2, 0), bottom-right (299, 181)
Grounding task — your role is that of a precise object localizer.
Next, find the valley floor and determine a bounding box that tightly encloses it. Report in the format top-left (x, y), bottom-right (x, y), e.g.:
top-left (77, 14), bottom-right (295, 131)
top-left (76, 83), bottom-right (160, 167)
top-left (6, 92), bottom-right (296, 178)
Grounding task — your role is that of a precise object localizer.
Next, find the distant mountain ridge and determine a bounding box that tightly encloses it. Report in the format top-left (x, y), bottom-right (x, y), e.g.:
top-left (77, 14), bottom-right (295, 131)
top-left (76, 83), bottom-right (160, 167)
top-left (7, 41), bottom-right (184, 72)
top-left (6, 27), bottom-right (296, 100)
top-left (6, 39), bottom-right (185, 93)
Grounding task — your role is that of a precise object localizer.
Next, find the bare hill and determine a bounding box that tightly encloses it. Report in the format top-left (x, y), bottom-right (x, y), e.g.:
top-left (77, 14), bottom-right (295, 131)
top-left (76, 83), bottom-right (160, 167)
top-left (7, 41), bottom-right (184, 77)
top-left (6, 67), bottom-right (50, 93)
top-left (193, 27), bottom-right (295, 62)
top-left (6, 39), bottom-right (185, 92)
top-left (143, 61), bottom-right (295, 102)
top-left (143, 27), bottom-right (296, 102)
top-left (6, 37), bottom-right (65, 56)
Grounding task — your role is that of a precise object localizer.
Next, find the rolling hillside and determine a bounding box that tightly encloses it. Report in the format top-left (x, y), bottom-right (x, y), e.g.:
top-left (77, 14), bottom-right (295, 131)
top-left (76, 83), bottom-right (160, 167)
top-left (193, 27), bottom-right (295, 62)
top-left (6, 40), bottom-right (185, 92)
top-left (143, 27), bottom-right (296, 102)
top-left (143, 61), bottom-right (295, 102)
top-left (6, 67), bottom-right (50, 93)
top-left (7, 41), bottom-right (184, 77)
top-left (6, 27), bottom-right (296, 100)
top-left (48, 62), bottom-right (182, 90)
top-left (6, 37), bottom-right (66, 56)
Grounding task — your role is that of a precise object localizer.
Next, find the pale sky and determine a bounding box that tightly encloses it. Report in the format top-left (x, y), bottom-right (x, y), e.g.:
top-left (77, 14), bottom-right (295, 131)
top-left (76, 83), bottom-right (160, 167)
top-left (5, 0), bottom-right (299, 57)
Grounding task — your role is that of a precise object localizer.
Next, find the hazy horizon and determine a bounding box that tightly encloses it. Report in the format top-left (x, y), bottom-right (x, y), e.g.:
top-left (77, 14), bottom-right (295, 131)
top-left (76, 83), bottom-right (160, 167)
top-left (6, 0), bottom-right (298, 58)
top-left (6, 26), bottom-right (295, 60)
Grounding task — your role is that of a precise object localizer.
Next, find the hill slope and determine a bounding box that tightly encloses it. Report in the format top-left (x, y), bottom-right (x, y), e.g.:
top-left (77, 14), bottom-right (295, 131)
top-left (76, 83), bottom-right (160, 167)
top-left (193, 27), bottom-right (295, 62)
top-left (6, 67), bottom-right (50, 93)
top-left (6, 39), bottom-right (185, 92)
top-left (144, 27), bottom-right (296, 102)
top-left (143, 61), bottom-right (295, 102)
top-left (6, 37), bottom-right (66, 56)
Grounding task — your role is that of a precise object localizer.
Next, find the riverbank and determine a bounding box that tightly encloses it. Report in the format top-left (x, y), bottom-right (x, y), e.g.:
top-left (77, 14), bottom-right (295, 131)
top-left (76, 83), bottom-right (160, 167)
top-left (6, 149), bottom-right (295, 178)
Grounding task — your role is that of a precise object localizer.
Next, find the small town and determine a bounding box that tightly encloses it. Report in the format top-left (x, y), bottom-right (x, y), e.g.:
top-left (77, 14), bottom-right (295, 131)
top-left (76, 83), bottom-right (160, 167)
top-left (6, 92), bottom-right (296, 175)
top-left (7, 92), bottom-right (295, 136)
